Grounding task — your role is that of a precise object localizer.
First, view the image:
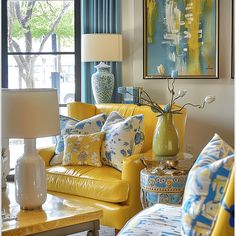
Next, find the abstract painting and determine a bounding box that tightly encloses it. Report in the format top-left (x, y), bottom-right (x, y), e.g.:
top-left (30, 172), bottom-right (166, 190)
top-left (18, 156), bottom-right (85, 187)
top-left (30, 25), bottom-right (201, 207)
top-left (143, 0), bottom-right (219, 79)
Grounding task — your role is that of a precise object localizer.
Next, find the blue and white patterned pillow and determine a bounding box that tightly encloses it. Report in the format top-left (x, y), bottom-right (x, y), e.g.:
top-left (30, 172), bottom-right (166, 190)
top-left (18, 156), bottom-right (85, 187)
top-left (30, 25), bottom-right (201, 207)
top-left (101, 111), bottom-right (144, 171)
top-left (74, 113), bottom-right (107, 134)
top-left (50, 113), bottom-right (107, 166)
top-left (50, 115), bottom-right (80, 166)
top-left (55, 115), bottom-right (80, 154)
top-left (181, 133), bottom-right (234, 236)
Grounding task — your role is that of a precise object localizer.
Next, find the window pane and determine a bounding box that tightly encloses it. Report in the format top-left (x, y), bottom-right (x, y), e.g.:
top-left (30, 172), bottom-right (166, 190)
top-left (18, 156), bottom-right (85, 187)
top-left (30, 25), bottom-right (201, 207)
top-left (9, 137), bottom-right (56, 169)
top-left (8, 54), bottom-right (75, 104)
top-left (8, 0), bottom-right (74, 53)
top-left (9, 139), bottom-right (23, 169)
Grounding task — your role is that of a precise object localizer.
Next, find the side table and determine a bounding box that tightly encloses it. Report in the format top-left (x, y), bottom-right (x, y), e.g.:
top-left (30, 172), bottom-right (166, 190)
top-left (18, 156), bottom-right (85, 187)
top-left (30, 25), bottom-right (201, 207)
top-left (140, 152), bottom-right (194, 208)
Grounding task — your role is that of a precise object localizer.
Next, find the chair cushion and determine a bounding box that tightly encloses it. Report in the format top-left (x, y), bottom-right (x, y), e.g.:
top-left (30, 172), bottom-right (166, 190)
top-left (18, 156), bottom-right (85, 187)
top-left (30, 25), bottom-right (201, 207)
top-left (62, 132), bottom-right (104, 167)
top-left (101, 111), bottom-right (144, 171)
top-left (181, 133), bottom-right (234, 235)
top-left (118, 204), bottom-right (182, 235)
top-left (46, 165), bottom-right (129, 203)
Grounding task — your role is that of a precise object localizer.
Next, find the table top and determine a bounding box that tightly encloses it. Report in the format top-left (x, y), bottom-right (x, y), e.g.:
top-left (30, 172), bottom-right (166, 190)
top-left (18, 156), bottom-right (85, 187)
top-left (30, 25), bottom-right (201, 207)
top-left (2, 183), bottom-right (102, 236)
top-left (141, 152), bottom-right (195, 171)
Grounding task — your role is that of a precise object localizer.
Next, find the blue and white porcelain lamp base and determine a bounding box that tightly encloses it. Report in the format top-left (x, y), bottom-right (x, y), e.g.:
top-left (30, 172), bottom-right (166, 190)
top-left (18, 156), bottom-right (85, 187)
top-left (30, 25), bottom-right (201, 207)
top-left (91, 62), bottom-right (114, 103)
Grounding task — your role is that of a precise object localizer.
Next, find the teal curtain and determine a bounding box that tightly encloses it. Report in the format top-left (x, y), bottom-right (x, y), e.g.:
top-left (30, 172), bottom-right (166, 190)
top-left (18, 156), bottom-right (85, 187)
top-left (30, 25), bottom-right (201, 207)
top-left (81, 0), bottom-right (122, 103)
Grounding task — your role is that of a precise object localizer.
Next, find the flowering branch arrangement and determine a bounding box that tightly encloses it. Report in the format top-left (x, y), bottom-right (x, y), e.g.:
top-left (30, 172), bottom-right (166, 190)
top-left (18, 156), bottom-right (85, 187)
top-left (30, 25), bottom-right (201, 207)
top-left (125, 64), bottom-right (216, 117)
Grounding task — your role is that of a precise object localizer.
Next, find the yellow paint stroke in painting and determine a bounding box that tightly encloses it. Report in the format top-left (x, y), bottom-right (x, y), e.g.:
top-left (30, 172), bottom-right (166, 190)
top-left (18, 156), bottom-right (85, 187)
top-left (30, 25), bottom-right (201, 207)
top-left (204, 0), bottom-right (214, 75)
top-left (147, 0), bottom-right (157, 44)
top-left (185, 0), bottom-right (201, 74)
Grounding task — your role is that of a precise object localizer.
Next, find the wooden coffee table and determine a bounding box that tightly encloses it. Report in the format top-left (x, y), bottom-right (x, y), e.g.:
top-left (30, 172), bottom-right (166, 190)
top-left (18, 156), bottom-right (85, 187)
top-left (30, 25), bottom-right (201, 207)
top-left (2, 183), bottom-right (102, 236)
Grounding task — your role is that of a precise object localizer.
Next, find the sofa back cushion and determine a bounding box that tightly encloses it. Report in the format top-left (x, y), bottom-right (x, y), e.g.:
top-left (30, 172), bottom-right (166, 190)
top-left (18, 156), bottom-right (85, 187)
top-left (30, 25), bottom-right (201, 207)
top-left (181, 133), bottom-right (234, 235)
top-left (67, 102), bottom-right (187, 152)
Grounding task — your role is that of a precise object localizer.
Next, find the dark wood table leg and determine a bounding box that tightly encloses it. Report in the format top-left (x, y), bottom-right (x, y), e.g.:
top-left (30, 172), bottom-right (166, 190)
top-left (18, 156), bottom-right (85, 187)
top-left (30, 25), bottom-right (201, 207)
top-left (86, 220), bottom-right (100, 236)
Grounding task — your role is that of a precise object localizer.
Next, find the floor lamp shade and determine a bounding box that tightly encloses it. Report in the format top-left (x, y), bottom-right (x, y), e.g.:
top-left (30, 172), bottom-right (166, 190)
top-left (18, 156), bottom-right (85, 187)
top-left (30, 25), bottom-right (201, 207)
top-left (81, 34), bottom-right (123, 103)
top-left (2, 88), bottom-right (60, 210)
top-left (81, 34), bottom-right (122, 62)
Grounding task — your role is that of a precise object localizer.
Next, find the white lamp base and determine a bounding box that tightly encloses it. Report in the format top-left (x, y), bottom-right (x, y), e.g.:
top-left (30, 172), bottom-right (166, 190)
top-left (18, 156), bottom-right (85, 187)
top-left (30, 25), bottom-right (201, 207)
top-left (15, 139), bottom-right (47, 210)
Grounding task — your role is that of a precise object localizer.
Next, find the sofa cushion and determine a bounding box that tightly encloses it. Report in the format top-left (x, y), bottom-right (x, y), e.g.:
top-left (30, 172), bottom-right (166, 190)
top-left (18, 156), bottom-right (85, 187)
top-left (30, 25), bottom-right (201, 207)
top-left (55, 115), bottom-right (80, 154)
top-left (181, 134), bottom-right (234, 235)
top-left (118, 204), bottom-right (182, 235)
top-left (101, 111), bottom-right (144, 171)
top-left (50, 113), bottom-right (107, 166)
top-left (46, 165), bottom-right (129, 203)
top-left (62, 132), bottom-right (104, 167)
top-left (74, 113), bottom-right (107, 134)
top-left (50, 115), bottom-right (80, 166)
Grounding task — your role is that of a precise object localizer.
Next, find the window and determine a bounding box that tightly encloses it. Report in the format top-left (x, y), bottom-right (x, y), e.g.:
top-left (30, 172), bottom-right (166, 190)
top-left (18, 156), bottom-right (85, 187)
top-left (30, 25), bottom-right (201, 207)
top-left (2, 0), bottom-right (81, 168)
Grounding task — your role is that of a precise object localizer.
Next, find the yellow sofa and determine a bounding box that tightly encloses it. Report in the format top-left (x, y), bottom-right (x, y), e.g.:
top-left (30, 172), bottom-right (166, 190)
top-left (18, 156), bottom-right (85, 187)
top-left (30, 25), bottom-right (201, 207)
top-left (38, 102), bottom-right (187, 230)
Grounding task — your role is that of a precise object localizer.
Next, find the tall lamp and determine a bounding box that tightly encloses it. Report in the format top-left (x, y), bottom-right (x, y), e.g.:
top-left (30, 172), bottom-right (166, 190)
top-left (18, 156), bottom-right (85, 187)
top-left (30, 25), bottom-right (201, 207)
top-left (2, 89), bottom-right (60, 210)
top-left (81, 33), bottom-right (123, 103)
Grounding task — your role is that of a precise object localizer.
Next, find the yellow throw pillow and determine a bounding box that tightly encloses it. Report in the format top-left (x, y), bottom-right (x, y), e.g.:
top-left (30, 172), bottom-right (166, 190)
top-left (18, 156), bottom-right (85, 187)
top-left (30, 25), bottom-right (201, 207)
top-left (62, 132), bottom-right (104, 167)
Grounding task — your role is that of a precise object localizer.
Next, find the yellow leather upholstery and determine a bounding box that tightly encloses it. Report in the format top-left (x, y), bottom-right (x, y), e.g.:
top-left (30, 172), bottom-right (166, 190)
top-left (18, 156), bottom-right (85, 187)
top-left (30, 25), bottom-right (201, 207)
top-left (46, 165), bottom-right (129, 203)
top-left (38, 146), bottom-right (55, 167)
top-left (39, 102), bottom-right (187, 230)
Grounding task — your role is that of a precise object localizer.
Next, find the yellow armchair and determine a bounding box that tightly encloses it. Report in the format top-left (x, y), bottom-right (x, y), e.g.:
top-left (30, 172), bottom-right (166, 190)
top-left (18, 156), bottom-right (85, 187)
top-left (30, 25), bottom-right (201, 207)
top-left (39, 102), bottom-right (187, 230)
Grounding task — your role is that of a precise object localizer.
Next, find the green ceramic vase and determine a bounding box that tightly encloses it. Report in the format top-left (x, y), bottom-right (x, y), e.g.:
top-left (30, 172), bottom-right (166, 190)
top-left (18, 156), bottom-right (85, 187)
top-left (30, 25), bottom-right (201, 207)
top-left (152, 113), bottom-right (180, 158)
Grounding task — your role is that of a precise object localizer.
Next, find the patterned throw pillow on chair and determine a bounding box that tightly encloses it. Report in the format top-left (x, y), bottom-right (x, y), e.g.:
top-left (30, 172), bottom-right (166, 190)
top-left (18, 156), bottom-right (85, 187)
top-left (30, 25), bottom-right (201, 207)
top-left (62, 132), bottom-right (104, 167)
top-left (181, 133), bottom-right (234, 236)
top-left (50, 115), bottom-right (80, 166)
top-left (50, 113), bottom-right (107, 166)
top-left (74, 113), bottom-right (107, 134)
top-left (101, 111), bottom-right (144, 171)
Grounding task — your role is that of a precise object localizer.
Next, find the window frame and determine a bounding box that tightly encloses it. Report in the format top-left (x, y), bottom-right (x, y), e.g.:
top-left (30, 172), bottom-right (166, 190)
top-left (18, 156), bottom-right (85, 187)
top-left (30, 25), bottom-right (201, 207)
top-left (1, 0), bottom-right (81, 102)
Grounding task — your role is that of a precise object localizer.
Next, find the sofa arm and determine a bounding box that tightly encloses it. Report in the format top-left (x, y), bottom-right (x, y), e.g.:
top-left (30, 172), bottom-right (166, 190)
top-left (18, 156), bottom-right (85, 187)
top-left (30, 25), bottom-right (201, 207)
top-left (121, 150), bottom-right (151, 210)
top-left (37, 146), bottom-right (55, 167)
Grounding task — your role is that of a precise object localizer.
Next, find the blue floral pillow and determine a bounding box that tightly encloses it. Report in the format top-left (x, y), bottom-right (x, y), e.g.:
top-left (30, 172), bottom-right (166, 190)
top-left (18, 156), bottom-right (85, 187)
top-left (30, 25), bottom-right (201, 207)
top-left (50, 113), bottom-right (107, 166)
top-left (101, 111), bottom-right (144, 171)
top-left (181, 134), bottom-right (234, 236)
top-left (50, 115), bottom-right (80, 166)
top-left (74, 113), bottom-right (107, 134)
top-left (55, 115), bottom-right (80, 154)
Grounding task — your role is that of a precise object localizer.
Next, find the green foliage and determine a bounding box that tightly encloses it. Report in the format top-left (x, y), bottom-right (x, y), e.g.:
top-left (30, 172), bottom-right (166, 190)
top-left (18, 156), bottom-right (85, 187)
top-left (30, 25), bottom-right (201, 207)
top-left (10, 1), bottom-right (74, 40)
top-left (55, 10), bottom-right (74, 38)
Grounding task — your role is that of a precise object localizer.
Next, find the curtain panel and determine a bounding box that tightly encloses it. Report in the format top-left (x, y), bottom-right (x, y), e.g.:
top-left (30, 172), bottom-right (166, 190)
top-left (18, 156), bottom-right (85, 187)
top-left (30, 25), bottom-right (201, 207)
top-left (81, 0), bottom-right (122, 103)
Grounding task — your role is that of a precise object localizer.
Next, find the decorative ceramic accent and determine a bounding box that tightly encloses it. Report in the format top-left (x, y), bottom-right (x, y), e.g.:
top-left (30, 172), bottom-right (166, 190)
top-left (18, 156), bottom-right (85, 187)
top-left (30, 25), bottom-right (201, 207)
top-left (152, 113), bottom-right (179, 158)
top-left (92, 62), bottom-right (114, 103)
top-left (140, 168), bottom-right (187, 208)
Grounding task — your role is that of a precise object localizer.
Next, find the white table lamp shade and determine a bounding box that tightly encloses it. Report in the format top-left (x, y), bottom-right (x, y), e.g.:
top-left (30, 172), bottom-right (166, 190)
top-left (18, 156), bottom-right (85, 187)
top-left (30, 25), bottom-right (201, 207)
top-left (2, 89), bottom-right (60, 139)
top-left (81, 34), bottom-right (123, 62)
top-left (2, 88), bottom-right (60, 210)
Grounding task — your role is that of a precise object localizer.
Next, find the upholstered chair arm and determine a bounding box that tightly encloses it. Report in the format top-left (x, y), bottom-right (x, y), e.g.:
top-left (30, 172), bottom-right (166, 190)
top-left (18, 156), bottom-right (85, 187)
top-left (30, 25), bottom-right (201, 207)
top-left (37, 146), bottom-right (55, 167)
top-left (121, 150), bottom-right (152, 218)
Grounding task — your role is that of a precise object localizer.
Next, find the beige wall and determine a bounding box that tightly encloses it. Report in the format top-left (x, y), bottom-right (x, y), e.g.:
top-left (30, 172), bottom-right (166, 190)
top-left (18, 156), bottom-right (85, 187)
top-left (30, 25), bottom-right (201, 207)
top-left (121, 0), bottom-right (234, 157)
